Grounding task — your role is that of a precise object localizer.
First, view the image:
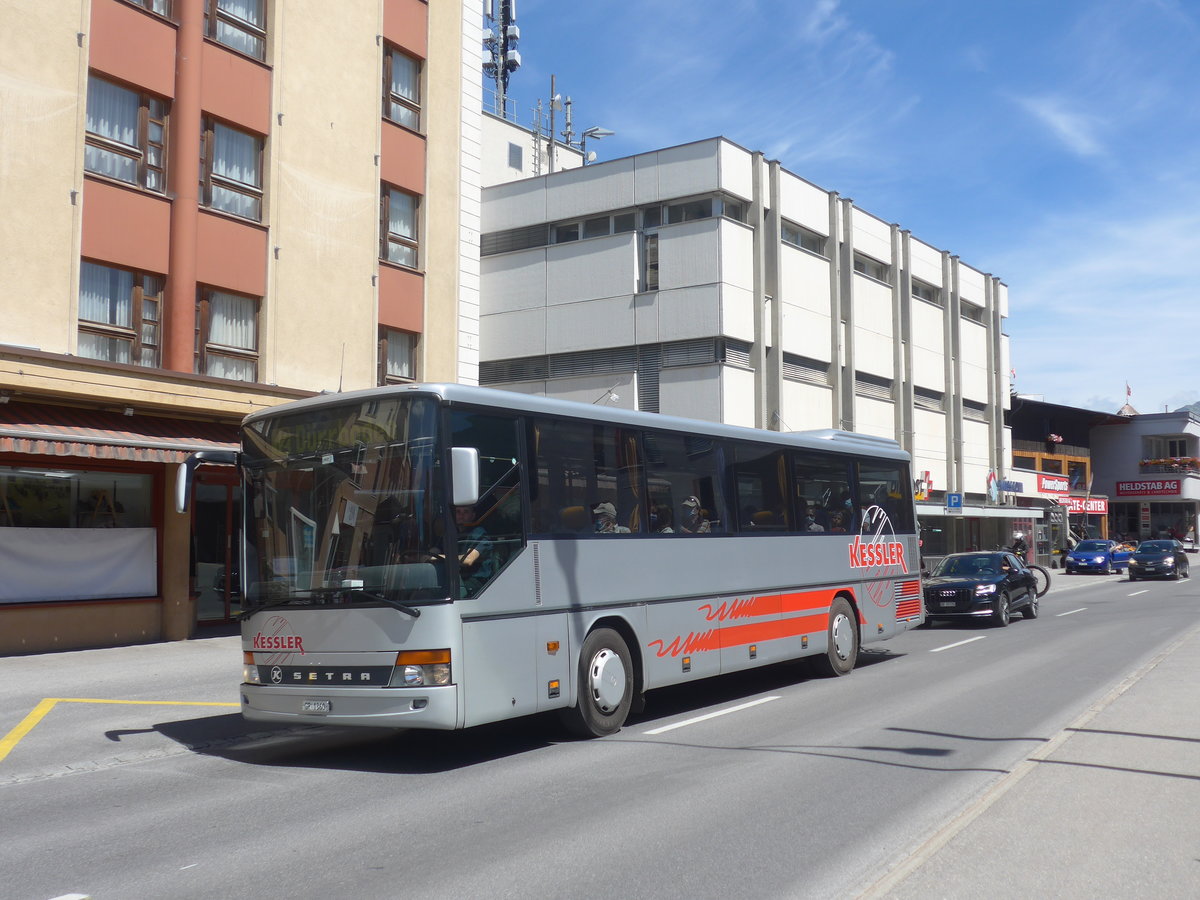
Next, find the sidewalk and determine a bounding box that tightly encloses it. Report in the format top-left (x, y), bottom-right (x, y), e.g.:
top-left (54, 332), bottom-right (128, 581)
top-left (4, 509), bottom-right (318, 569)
top-left (866, 619), bottom-right (1200, 898)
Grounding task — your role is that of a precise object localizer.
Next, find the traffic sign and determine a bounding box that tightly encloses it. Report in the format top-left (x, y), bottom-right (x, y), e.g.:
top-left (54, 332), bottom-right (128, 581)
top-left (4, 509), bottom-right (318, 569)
top-left (946, 492), bottom-right (963, 508)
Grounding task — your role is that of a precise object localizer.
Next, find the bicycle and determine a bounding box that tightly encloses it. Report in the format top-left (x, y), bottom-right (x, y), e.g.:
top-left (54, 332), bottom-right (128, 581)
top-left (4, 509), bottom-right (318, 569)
top-left (1000, 545), bottom-right (1051, 598)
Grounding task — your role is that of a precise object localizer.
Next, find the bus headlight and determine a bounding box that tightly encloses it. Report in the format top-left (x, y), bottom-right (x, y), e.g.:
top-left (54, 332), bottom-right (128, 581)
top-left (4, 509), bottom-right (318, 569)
top-left (243, 652), bottom-right (261, 684)
top-left (389, 650), bottom-right (452, 687)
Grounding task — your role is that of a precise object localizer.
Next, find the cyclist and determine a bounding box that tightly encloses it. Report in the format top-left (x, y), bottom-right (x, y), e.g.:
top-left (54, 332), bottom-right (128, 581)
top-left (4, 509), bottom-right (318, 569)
top-left (1009, 531), bottom-right (1029, 561)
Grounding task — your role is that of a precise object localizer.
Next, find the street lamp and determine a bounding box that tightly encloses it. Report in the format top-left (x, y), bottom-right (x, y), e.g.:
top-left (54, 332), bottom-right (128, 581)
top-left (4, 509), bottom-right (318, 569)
top-left (580, 126), bottom-right (614, 164)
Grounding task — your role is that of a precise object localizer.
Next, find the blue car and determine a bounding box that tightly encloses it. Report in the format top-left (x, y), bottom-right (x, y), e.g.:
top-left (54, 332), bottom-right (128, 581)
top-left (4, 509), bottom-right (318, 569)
top-left (1064, 539), bottom-right (1135, 575)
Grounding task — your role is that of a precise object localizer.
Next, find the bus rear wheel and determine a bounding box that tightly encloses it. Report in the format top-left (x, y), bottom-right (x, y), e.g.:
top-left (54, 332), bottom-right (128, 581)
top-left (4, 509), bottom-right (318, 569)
top-left (560, 627), bottom-right (634, 738)
top-left (809, 597), bottom-right (858, 677)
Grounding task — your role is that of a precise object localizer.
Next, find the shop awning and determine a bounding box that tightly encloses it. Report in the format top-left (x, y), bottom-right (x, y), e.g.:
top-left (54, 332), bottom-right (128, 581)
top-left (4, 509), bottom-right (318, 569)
top-left (0, 401), bottom-right (239, 463)
top-left (917, 503), bottom-right (1043, 519)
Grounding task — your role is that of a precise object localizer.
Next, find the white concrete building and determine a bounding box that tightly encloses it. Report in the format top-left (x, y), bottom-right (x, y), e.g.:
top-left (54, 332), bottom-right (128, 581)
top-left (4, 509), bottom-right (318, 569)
top-left (479, 137), bottom-right (1017, 542)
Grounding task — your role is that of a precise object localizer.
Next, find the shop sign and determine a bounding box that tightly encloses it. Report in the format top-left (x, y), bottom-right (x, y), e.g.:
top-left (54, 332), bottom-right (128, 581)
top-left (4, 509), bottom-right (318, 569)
top-left (1038, 474), bottom-right (1070, 494)
top-left (998, 479), bottom-right (1024, 492)
top-left (1115, 479), bottom-right (1181, 496)
top-left (1062, 496), bottom-right (1108, 514)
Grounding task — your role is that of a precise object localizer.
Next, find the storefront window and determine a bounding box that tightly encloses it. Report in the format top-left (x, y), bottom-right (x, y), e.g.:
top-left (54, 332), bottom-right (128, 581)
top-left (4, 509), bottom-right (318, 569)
top-left (0, 466), bottom-right (152, 527)
top-left (0, 466), bottom-right (156, 603)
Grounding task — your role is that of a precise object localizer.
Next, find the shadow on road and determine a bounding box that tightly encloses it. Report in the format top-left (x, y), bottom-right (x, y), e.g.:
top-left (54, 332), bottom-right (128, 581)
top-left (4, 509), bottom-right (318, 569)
top-left (144, 649), bottom-right (908, 774)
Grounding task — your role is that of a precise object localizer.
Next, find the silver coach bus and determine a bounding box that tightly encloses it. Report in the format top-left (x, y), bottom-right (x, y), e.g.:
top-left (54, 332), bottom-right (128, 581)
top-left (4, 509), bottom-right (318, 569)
top-left (177, 383), bottom-right (924, 737)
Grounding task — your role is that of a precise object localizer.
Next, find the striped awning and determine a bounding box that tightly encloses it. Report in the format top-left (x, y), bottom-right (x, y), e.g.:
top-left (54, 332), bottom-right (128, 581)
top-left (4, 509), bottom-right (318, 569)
top-left (0, 401), bottom-right (239, 463)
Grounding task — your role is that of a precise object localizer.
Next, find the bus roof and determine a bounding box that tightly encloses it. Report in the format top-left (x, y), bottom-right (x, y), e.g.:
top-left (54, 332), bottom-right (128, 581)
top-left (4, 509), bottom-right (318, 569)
top-left (242, 382), bottom-right (909, 461)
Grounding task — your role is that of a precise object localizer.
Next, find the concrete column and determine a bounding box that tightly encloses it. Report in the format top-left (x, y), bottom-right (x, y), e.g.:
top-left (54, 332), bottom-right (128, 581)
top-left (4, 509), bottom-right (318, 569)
top-left (750, 151), bottom-right (767, 428)
top-left (837, 197), bottom-right (856, 431)
top-left (163, 2), bottom-right (204, 372)
top-left (764, 160), bottom-right (783, 430)
top-left (827, 192), bottom-right (842, 430)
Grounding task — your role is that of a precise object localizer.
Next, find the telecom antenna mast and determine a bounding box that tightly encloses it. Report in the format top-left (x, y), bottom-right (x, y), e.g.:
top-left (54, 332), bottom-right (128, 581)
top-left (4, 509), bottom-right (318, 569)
top-left (483, 0), bottom-right (521, 119)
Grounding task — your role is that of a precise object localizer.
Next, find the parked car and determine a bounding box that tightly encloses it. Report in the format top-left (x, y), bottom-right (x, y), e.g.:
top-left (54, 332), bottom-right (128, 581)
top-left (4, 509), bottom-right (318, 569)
top-left (1128, 540), bottom-right (1191, 581)
top-left (1064, 539), bottom-right (1135, 575)
top-left (923, 551), bottom-right (1040, 627)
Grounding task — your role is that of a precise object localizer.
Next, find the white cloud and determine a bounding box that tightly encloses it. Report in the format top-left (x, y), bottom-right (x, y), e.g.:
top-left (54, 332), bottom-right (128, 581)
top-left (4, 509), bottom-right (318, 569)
top-left (1012, 94), bottom-right (1106, 157)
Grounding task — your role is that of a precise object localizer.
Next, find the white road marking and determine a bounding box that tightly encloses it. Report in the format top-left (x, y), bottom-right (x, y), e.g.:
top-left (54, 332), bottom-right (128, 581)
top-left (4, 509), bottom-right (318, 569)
top-left (180, 864), bottom-right (199, 870)
top-left (930, 636), bottom-right (986, 653)
top-left (644, 696), bottom-right (781, 735)
top-left (1129, 590), bottom-right (1149, 596)
top-left (1057, 607), bottom-right (1087, 616)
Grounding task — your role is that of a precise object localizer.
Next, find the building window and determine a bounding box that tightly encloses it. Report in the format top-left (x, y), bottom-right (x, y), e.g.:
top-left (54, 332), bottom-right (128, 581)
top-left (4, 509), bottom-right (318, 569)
top-left (666, 198), bottom-right (713, 224)
top-left (84, 75), bottom-right (167, 192)
top-left (381, 186), bottom-right (419, 268)
top-left (122, 0), bottom-right (171, 20)
top-left (378, 328), bottom-right (416, 383)
top-left (78, 261), bottom-right (161, 367)
top-left (613, 212), bottom-right (636, 233)
top-left (781, 222), bottom-right (826, 256)
top-left (201, 118), bottom-right (263, 221)
top-left (718, 198), bottom-right (746, 222)
top-left (507, 142), bottom-right (522, 170)
top-left (642, 234), bottom-right (659, 292)
top-left (912, 279), bottom-right (941, 305)
top-left (853, 253), bottom-right (890, 284)
top-left (961, 303), bottom-right (986, 324)
top-left (383, 46), bottom-right (421, 130)
top-left (206, 0), bottom-right (266, 60)
top-left (583, 217), bottom-right (610, 239)
top-left (197, 288), bottom-right (258, 382)
top-left (553, 223), bottom-right (579, 243)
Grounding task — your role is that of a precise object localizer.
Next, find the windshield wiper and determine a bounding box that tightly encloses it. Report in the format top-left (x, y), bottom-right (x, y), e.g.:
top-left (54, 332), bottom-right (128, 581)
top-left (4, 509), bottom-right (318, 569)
top-left (240, 587), bottom-right (421, 620)
top-left (236, 597), bottom-right (315, 621)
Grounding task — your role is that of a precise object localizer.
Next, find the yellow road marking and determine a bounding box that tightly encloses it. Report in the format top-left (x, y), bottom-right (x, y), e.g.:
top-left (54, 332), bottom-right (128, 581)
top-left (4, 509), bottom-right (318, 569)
top-left (0, 698), bottom-right (238, 765)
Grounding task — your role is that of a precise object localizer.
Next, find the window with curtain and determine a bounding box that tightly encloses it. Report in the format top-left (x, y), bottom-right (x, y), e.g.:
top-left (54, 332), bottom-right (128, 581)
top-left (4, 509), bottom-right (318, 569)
top-left (126, 0), bottom-right (170, 16)
top-left (381, 186), bottom-right (419, 268)
top-left (383, 46), bottom-right (421, 130)
top-left (202, 118), bottom-right (263, 221)
top-left (77, 260), bottom-right (162, 367)
top-left (378, 328), bottom-right (416, 383)
top-left (84, 75), bottom-right (167, 192)
top-left (206, 0), bottom-right (266, 60)
top-left (197, 288), bottom-right (258, 382)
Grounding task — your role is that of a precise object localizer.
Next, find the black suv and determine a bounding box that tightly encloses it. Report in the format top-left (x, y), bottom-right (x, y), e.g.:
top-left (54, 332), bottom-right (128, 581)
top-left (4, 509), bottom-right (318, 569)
top-left (923, 551), bottom-right (1040, 627)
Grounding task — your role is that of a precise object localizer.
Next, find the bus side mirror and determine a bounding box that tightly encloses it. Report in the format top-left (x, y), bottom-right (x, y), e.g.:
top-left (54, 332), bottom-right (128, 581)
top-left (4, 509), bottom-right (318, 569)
top-left (451, 446), bottom-right (480, 507)
top-left (175, 449), bottom-right (240, 513)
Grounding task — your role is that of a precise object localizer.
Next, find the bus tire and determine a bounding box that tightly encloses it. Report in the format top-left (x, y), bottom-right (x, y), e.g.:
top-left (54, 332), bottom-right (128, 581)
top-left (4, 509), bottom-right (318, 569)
top-left (560, 627), bottom-right (634, 738)
top-left (810, 597), bottom-right (858, 678)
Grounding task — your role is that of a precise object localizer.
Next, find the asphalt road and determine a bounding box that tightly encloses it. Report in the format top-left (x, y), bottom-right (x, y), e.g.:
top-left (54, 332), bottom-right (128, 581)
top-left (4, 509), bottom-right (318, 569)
top-left (3, 570), bottom-right (1197, 900)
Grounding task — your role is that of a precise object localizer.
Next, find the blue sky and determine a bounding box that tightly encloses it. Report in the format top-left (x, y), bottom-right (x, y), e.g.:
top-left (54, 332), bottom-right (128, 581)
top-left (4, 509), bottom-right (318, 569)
top-left (492, 0), bottom-right (1200, 415)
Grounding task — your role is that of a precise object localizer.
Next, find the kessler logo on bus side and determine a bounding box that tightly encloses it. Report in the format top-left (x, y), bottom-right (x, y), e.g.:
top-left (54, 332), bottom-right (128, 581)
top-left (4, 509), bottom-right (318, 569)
top-left (853, 505), bottom-right (910, 609)
top-left (251, 615), bottom-right (305, 662)
top-left (849, 505), bottom-right (909, 572)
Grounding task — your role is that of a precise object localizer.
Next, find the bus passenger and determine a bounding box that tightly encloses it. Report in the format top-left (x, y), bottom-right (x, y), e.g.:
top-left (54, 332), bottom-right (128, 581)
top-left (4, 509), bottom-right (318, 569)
top-left (655, 505), bottom-right (675, 533)
top-left (679, 496), bottom-right (710, 534)
top-left (592, 501), bottom-right (630, 534)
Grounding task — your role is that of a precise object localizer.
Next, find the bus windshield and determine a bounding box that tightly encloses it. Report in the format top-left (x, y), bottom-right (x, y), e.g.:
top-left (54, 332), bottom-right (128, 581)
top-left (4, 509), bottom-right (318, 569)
top-left (240, 395), bottom-right (449, 610)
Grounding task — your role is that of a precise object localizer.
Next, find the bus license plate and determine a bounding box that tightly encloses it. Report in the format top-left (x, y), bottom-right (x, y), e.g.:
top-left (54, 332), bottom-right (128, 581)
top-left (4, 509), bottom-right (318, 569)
top-left (302, 699), bottom-right (331, 713)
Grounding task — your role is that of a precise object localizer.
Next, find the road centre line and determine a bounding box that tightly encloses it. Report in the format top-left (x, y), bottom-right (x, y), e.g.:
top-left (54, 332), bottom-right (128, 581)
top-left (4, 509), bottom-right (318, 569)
top-left (0, 698), bottom-right (239, 766)
top-left (1129, 590), bottom-right (1149, 596)
top-left (643, 696), bottom-right (780, 735)
top-left (1056, 607), bottom-right (1087, 617)
top-left (930, 636), bottom-right (985, 653)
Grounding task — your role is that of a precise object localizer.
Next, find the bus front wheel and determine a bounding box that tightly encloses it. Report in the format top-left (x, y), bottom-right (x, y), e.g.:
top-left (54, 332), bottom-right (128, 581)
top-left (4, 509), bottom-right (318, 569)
top-left (809, 597), bottom-right (859, 678)
top-left (560, 627), bottom-right (634, 738)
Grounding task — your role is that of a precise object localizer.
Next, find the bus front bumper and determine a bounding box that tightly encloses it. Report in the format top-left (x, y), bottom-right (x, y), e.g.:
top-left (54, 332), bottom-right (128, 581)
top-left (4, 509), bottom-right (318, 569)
top-left (240, 683), bottom-right (459, 729)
